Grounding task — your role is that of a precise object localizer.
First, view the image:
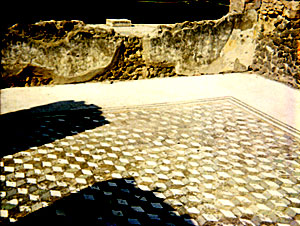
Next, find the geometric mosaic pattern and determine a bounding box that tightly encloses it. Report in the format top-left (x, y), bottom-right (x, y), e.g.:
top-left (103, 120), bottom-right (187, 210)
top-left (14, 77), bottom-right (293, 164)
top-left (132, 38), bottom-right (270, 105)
top-left (1, 97), bottom-right (300, 225)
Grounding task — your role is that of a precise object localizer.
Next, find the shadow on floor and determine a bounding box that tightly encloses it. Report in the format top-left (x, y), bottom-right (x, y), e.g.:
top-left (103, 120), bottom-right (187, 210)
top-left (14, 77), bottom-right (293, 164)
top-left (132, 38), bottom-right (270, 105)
top-left (11, 177), bottom-right (194, 225)
top-left (0, 100), bottom-right (109, 158)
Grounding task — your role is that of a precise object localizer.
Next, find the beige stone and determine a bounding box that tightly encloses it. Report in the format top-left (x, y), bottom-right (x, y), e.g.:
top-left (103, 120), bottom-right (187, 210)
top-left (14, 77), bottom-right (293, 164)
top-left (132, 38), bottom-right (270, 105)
top-left (282, 0), bottom-right (300, 19)
top-left (106, 19), bottom-right (132, 27)
top-left (230, 0), bottom-right (246, 13)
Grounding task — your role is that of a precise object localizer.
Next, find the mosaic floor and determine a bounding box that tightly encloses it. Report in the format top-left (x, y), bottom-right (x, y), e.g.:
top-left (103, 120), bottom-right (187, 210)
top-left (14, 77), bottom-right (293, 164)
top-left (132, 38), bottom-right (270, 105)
top-left (1, 97), bottom-right (300, 225)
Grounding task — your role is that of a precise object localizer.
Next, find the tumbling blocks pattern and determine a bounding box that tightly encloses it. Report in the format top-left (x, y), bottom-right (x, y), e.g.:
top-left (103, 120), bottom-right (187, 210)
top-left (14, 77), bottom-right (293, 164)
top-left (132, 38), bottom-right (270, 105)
top-left (1, 97), bottom-right (300, 225)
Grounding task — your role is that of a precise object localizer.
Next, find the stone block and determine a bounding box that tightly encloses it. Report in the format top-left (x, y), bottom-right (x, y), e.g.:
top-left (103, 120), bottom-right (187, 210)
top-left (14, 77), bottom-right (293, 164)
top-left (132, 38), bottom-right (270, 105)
top-left (230, 0), bottom-right (246, 13)
top-left (197, 214), bottom-right (218, 225)
top-left (282, 0), bottom-right (300, 19)
top-left (285, 207), bottom-right (300, 218)
top-left (220, 209), bottom-right (237, 219)
top-left (245, 0), bottom-right (262, 10)
top-left (233, 207), bottom-right (254, 218)
top-left (106, 19), bottom-right (132, 27)
top-left (0, 210), bottom-right (8, 218)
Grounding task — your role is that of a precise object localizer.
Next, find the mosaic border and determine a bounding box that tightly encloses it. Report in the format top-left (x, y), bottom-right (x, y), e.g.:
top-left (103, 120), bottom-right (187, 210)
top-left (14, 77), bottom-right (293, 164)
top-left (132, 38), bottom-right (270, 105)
top-left (102, 96), bottom-right (300, 139)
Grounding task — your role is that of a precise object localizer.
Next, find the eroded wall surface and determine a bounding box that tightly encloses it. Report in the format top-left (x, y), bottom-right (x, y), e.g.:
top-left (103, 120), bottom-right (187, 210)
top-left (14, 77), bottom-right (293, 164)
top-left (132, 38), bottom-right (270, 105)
top-left (1, 21), bottom-right (122, 86)
top-left (143, 10), bottom-right (258, 75)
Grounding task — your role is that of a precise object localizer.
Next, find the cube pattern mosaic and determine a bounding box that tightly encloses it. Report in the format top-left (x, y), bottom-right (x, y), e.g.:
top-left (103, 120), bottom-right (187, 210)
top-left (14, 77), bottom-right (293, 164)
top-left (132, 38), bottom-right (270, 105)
top-left (1, 97), bottom-right (300, 225)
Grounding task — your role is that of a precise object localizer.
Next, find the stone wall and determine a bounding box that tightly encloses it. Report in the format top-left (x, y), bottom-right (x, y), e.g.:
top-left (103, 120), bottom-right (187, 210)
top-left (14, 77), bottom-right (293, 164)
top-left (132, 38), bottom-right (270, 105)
top-left (1, 0), bottom-right (299, 89)
top-left (143, 10), bottom-right (258, 75)
top-left (0, 21), bottom-right (179, 88)
top-left (91, 36), bottom-right (176, 82)
top-left (1, 12), bottom-right (257, 88)
top-left (1, 21), bottom-right (121, 87)
top-left (249, 0), bottom-right (300, 88)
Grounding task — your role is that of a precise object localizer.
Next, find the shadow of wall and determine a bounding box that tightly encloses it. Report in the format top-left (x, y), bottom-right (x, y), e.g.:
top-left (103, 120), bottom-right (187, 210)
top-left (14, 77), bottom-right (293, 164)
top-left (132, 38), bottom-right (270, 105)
top-left (11, 177), bottom-right (194, 225)
top-left (0, 101), bottom-right (109, 158)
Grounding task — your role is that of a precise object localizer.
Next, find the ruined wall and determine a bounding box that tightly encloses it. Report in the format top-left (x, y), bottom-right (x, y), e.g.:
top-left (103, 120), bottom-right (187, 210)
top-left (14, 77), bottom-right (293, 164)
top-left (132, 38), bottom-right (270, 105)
top-left (1, 0), bottom-right (299, 88)
top-left (143, 10), bottom-right (258, 75)
top-left (1, 21), bottom-right (178, 88)
top-left (1, 21), bottom-right (121, 86)
top-left (1, 13), bottom-right (256, 88)
top-left (250, 0), bottom-right (300, 88)
top-left (92, 36), bottom-right (176, 82)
